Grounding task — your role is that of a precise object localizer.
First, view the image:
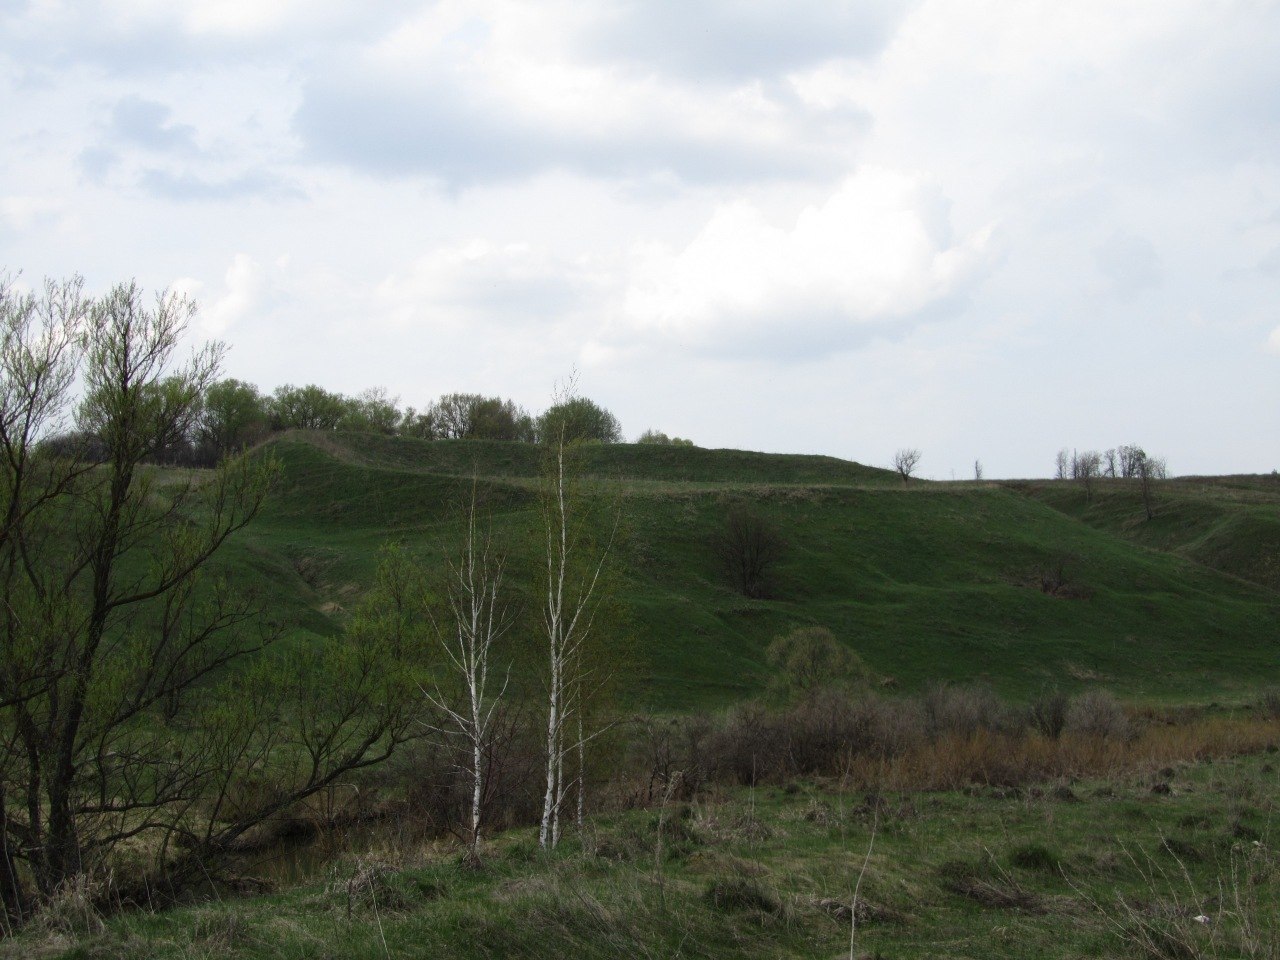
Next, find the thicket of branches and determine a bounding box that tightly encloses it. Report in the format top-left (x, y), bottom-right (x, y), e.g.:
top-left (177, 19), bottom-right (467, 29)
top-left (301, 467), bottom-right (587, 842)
top-left (0, 276), bottom-right (427, 929)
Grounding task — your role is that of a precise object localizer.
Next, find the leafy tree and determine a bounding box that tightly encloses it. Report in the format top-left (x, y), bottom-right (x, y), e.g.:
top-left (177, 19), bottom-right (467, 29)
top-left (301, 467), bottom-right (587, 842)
top-left (1055, 448), bottom-right (1070, 480)
top-left (0, 278), bottom-right (423, 923)
top-left (398, 405), bottom-right (438, 439)
top-left (422, 486), bottom-right (514, 858)
top-left (1073, 449), bottom-right (1102, 502)
top-left (198, 378), bottom-right (268, 456)
top-left (428, 393), bottom-right (534, 441)
top-left (1134, 447), bottom-right (1168, 520)
top-left (537, 396), bottom-right (622, 444)
top-left (340, 386), bottom-right (401, 434)
top-left (269, 383), bottom-right (347, 430)
top-left (0, 279), bottom-right (268, 910)
top-left (536, 388), bottom-right (622, 848)
top-left (470, 396), bottom-right (535, 441)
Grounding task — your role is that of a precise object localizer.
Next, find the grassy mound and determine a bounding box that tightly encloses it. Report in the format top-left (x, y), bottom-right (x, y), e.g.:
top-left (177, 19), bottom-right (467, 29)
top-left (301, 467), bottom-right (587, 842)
top-left (230, 434), bottom-right (1280, 708)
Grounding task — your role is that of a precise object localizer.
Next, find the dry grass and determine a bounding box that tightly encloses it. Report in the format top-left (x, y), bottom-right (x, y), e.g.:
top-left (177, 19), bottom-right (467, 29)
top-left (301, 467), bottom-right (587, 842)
top-left (839, 717), bottom-right (1280, 793)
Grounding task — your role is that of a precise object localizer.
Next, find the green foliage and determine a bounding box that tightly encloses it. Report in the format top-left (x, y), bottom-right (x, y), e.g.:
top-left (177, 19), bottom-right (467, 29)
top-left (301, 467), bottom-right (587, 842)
top-left (636, 429), bottom-right (694, 447)
top-left (199, 378), bottom-right (268, 455)
top-left (269, 383), bottom-right (348, 430)
top-left (537, 397), bottom-right (622, 444)
top-left (765, 626), bottom-right (870, 699)
top-left (339, 387), bottom-right (401, 434)
top-left (428, 393), bottom-right (535, 441)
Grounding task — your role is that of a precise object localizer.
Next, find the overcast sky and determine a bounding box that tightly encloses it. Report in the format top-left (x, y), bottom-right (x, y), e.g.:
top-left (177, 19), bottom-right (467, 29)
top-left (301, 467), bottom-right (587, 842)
top-left (2, 1), bottom-right (1278, 478)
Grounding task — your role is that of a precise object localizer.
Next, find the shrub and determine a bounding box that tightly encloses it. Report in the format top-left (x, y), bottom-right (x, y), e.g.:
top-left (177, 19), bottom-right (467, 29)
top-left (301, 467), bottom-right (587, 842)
top-left (1027, 689), bottom-right (1069, 739)
top-left (1065, 689), bottom-right (1131, 740)
top-left (704, 703), bottom-right (787, 784)
top-left (636, 429), bottom-right (694, 447)
top-left (765, 626), bottom-right (870, 700)
top-left (923, 683), bottom-right (1012, 737)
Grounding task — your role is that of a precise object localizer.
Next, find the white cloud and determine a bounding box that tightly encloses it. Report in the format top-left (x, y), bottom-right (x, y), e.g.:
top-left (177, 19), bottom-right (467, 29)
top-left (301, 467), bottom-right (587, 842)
top-left (375, 240), bottom-right (602, 330)
top-left (179, 253), bottom-right (266, 336)
top-left (0, 195), bottom-right (67, 231)
top-left (617, 167), bottom-right (992, 355)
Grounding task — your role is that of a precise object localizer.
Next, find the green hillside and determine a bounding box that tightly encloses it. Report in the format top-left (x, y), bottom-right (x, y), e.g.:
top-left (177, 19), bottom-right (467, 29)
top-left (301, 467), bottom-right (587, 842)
top-left (1017, 474), bottom-right (1280, 592)
top-left (238, 433), bottom-right (1280, 709)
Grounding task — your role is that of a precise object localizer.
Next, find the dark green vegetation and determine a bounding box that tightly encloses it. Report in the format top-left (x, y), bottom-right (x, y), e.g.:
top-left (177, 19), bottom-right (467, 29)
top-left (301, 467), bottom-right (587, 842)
top-left (13, 746), bottom-right (1277, 959)
top-left (236, 431), bottom-right (1280, 710)
top-left (1021, 474), bottom-right (1280, 593)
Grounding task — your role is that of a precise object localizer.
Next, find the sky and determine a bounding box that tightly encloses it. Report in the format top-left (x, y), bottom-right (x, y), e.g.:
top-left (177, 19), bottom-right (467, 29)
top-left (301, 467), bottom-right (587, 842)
top-left (2, 0), bottom-right (1278, 479)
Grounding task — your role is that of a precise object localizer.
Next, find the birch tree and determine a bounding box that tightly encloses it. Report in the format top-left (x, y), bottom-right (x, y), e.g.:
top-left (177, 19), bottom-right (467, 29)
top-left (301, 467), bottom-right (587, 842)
top-left (537, 404), bottom-right (618, 849)
top-left (423, 485), bottom-right (513, 858)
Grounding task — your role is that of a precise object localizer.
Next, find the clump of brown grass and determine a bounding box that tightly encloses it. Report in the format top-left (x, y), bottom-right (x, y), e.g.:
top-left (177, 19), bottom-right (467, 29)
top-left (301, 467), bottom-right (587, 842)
top-left (837, 716), bottom-right (1280, 793)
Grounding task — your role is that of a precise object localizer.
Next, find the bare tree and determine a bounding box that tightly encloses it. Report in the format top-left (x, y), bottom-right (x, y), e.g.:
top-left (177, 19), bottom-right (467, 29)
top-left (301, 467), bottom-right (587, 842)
top-left (893, 448), bottom-right (922, 485)
top-left (1117, 443), bottom-right (1143, 479)
top-left (713, 505), bottom-right (786, 599)
top-left (1103, 448), bottom-right (1118, 478)
top-left (1055, 448), bottom-right (1070, 480)
top-left (973, 460), bottom-right (984, 481)
top-left (1135, 449), bottom-right (1167, 520)
top-left (423, 484), bottom-right (513, 858)
top-left (1075, 449), bottom-right (1102, 502)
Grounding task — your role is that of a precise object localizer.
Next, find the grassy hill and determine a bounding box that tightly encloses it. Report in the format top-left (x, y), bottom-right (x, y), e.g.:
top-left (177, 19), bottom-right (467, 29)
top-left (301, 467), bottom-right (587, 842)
top-left (234, 432), bottom-right (1279, 709)
top-left (1016, 474), bottom-right (1280, 592)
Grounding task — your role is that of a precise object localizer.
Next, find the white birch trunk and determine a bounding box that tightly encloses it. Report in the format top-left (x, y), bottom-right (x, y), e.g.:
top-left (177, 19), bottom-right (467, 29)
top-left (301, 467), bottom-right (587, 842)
top-left (425, 482), bottom-right (511, 858)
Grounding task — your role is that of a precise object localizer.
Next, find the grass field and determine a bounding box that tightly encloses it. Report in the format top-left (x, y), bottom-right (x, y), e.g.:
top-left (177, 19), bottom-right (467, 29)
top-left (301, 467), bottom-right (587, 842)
top-left (14, 719), bottom-right (1278, 959)
top-left (230, 432), bottom-right (1280, 709)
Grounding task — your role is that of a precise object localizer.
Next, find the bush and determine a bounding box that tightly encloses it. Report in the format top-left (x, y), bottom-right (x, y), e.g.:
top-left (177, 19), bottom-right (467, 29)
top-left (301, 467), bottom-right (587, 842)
top-left (636, 429), bottom-right (694, 447)
top-left (766, 626), bottom-right (870, 700)
top-left (923, 683), bottom-right (1013, 737)
top-left (705, 703), bottom-right (787, 785)
top-left (1027, 689), bottom-right (1069, 739)
top-left (1065, 689), bottom-right (1131, 740)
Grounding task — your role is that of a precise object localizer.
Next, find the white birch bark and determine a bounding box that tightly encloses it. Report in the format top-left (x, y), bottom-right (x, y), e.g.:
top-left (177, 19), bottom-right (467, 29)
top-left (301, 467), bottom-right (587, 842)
top-left (424, 484), bottom-right (511, 857)
top-left (537, 427), bottom-right (617, 848)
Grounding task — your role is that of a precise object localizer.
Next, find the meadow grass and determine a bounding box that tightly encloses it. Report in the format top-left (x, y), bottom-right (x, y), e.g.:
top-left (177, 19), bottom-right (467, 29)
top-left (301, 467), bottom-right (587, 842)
top-left (13, 719), bottom-right (1277, 960)
top-left (234, 433), bottom-right (1280, 709)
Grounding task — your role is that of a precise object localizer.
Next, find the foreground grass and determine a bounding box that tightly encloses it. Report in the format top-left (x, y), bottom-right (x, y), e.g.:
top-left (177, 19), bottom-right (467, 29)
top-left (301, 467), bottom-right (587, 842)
top-left (15, 734), bottom-right (1278, 959)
